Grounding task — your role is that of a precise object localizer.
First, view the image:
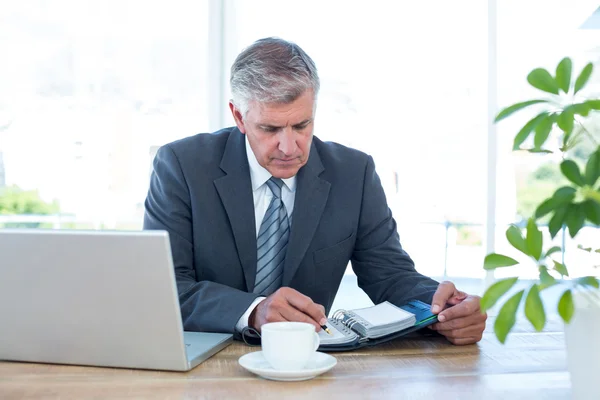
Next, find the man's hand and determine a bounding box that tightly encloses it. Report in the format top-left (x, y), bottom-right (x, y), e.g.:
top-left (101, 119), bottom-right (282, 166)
top-left (249, 287), bottom-right (327, 332)
top-left (428, 281), bottom-right (487, 345)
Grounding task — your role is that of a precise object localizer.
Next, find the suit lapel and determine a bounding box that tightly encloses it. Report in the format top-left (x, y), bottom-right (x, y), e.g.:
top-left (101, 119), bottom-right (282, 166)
top-left (283, 143), bottom-right (330, 285)
top-left (214, 130), bottom-right (257, 291)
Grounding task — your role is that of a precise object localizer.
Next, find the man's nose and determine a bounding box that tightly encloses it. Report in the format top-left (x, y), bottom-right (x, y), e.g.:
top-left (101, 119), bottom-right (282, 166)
top-left (278, 128), bottom-right (297, 155)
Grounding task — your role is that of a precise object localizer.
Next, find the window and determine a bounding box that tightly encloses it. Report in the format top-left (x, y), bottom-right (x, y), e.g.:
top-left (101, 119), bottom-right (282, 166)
top-left (230, 0), bottom-right (489, 280)
top-left (0, 1), bottom-right (209, 229)
top-left (495, 0), bottom-right (600, 279)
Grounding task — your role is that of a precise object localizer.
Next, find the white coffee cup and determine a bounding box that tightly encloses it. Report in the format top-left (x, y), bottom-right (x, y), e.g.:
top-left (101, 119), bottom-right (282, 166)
top-left (261, 321), bottom-right (320, 371)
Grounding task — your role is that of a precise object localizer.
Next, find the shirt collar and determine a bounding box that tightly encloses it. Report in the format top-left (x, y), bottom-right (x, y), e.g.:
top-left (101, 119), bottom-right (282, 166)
top-left (245, 135), bottom-right (296, 192)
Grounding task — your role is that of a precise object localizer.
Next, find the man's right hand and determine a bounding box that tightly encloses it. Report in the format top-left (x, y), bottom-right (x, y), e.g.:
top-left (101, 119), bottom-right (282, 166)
top-left (249, 287), bottom-right (327, 332)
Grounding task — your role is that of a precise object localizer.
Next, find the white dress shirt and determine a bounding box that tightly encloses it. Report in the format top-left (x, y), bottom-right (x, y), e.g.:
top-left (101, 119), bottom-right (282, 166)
top-left (235, 137), bottom-right (297, 332)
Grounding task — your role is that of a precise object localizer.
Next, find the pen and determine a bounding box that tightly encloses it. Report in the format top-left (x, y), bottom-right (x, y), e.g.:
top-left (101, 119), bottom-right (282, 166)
top-left (321, 324), bottom-right (332, 335)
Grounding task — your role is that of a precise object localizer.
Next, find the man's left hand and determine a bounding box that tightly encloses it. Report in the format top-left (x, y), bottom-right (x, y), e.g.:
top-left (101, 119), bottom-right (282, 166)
top-left (428, 281), bottom-right (487, 345)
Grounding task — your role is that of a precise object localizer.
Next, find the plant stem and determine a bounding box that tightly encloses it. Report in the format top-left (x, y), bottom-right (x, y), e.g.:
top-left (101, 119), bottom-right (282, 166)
top-left (563, 127), bottom-right (585, 154)
top-left (575, 118), bottom-right (600, 146)
top-left (582, 187), bottom-right (600, 203)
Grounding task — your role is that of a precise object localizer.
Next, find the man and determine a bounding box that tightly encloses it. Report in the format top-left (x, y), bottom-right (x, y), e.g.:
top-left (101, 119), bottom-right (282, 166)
top-left (144, 37), bottom-right (486, 345)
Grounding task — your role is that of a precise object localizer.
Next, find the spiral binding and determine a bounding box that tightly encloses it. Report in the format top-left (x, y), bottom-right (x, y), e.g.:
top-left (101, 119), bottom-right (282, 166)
top-left (331, 309), bottom-right (370, 332)
top-left (346, 316), bottom-right (360, 330)
top-left (332, 309), bottom-right (347, 320)
top-left (328, 318), bottom-right (355, 337)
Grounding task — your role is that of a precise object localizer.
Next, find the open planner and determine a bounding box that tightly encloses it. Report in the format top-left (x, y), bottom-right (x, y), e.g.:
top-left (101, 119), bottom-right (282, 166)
top-left (318, 300), bottom-right (438, 352)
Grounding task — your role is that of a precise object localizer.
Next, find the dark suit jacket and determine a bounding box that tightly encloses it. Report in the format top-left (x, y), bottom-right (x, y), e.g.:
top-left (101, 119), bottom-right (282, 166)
top-left (143, 127), bottom-right (439, 333)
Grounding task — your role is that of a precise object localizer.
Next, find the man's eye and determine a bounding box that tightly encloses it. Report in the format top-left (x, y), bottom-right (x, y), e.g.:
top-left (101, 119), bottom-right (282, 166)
top-left (262, 127), bottom-right (278, 133)
top-left (294, 122), bottom-right (310, 130)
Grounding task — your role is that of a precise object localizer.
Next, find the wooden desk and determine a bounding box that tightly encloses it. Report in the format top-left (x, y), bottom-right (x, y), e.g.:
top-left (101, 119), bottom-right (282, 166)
top-left (0, 321), bottom-right (570, 399)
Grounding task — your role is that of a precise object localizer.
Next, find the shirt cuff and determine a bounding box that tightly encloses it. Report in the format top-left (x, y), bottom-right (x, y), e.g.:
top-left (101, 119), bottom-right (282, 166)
top-left (235, 297), bottom-right (266, 332)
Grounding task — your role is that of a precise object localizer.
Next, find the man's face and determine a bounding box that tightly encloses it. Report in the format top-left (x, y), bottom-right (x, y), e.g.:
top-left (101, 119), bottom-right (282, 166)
top-left (229, 90), bottom-right (315, 179)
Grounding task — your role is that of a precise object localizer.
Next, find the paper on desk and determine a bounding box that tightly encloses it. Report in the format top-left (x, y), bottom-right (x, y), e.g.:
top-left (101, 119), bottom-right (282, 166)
top-left (318, 322), bottom-right (355, 345)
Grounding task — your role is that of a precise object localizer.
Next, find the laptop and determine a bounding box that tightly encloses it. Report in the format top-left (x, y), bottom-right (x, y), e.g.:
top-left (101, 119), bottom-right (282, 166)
top-left (0, 229), bottom-right (233, 371)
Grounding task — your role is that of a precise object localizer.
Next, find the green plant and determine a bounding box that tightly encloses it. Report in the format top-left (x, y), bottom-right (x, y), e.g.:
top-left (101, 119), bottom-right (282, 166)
top-left (0, 185), bottom-right (60, 228)
top-left (482, 58), bottom-right (600, 343)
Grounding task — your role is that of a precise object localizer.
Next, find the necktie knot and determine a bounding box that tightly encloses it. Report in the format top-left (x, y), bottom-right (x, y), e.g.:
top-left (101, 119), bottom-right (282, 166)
top-left (266, 177), bottom-right (284, 199)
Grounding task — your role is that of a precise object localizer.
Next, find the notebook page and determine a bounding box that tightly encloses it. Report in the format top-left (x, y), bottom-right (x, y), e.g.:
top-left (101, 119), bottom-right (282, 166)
top-left (318, 321), bottom-right (356, 345)
top-left (351, 301), bottom-right (414, 327)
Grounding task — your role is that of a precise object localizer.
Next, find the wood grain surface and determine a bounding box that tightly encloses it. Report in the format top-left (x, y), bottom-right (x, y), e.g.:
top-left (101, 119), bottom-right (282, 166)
top-left (0, 318), bottom-right (570, 399)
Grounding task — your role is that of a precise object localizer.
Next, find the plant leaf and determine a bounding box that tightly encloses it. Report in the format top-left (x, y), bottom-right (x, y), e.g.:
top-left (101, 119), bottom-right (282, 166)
top-left (582, 200), bottom-right (600, 225)
top-left (539, 265), bottom-right (557, 289)
top-left (578, 244), bottom-right (592, 252)
top-left (576, 276), bottom-right (600, 288)
top-left (494, 290), bottom-right (525, 343)
top-left (535, 187), bottom-right (575, 219)
top-left (553, 260), bottom-right (569, 276)
top-left (549, 205), bottom-right (568, 238)
top-left (484, 253), bottom-right (519, 270)
top-left (555, 57), bottom-right (572, 93)
top-left (496, 100), bottom-right (549, 123)
top-left (506, 225), bottom-right (528, 255)
top-left (557, 108), bottom-right (574, 135)
top-left (560, 160), bottom-right (585, 186)
top-left (534, 114), bottom-right (555, 149)
top-left (526, 218), bottom-right (543, 260)
top-left (585, 99), bottom-right (600, 110)
top-left (545, 246), bottom-right (562, 257)
top-left (526, 148), bottom-right (554, 154)
top-left (535, 198), bottom-right (557, 219)
top-left (571, 102), bottom-right (591, 117)
top-left (565, 204), bottom-right (586, 237)
top-left (574, 63), bottom-right (593, 94)
top-left (558, 289), bottom-right (574, 323)
top-left (553, 186), bottom-right (577, 202)
top-left (480, 277), bottom-right (519, 312)
top-left (525, 285), bottom-right (546, 331)
top-left (513, 113), bottom-right (548, 150)
top-left (585, 150), bottom-right (600, 186)
top-left (528, 68), bottom-right (560, 95)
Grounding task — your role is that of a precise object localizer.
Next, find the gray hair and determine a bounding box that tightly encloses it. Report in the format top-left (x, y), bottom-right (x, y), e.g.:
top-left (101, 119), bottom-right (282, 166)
top-left (230, 37), bottom-right (320, 116)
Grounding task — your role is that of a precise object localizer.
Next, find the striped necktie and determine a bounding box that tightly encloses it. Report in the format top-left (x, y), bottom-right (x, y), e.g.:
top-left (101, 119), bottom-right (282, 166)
top-left (253, 177), bottom-right (290, 295)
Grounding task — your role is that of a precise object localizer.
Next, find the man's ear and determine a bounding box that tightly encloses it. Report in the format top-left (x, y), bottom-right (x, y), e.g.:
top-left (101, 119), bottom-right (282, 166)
top-left (229, 101), bottom-right (246, 134)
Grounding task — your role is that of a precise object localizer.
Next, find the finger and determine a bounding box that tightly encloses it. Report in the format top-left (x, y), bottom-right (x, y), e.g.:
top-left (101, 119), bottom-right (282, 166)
top-left (437, 296), bottom-right (481, 322)
top-left (255, 304), bottom-right (287, 331)
top-left (436, 323), bottom-right (486, 339)
top-left (278, 305), bottom-right (323, 331)
top-left (429, 312), bottom-right (487, 331)
top-left (446, 297), bottom-right (463, 306)
top-left (284, 289), bottom-right (327, 325)
top-left (448, 336), bottom-right (482, 345)
top-left (431, 281), bottom-right (458, 314)
top-left (318, 304), bottom-right (326, 316)
top-left (446, 291), bottom-right (468, 306)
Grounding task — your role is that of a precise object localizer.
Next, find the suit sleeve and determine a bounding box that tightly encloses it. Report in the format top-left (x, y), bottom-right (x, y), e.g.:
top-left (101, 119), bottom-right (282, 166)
top-left (143, 145), bottom-right (259, 333)
top-left (351, 156), bottom-right (440, 307)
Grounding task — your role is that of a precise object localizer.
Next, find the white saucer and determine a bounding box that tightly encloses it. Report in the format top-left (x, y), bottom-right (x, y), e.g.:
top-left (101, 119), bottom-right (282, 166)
top-left (238, 351), bottom-right (337, 381)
